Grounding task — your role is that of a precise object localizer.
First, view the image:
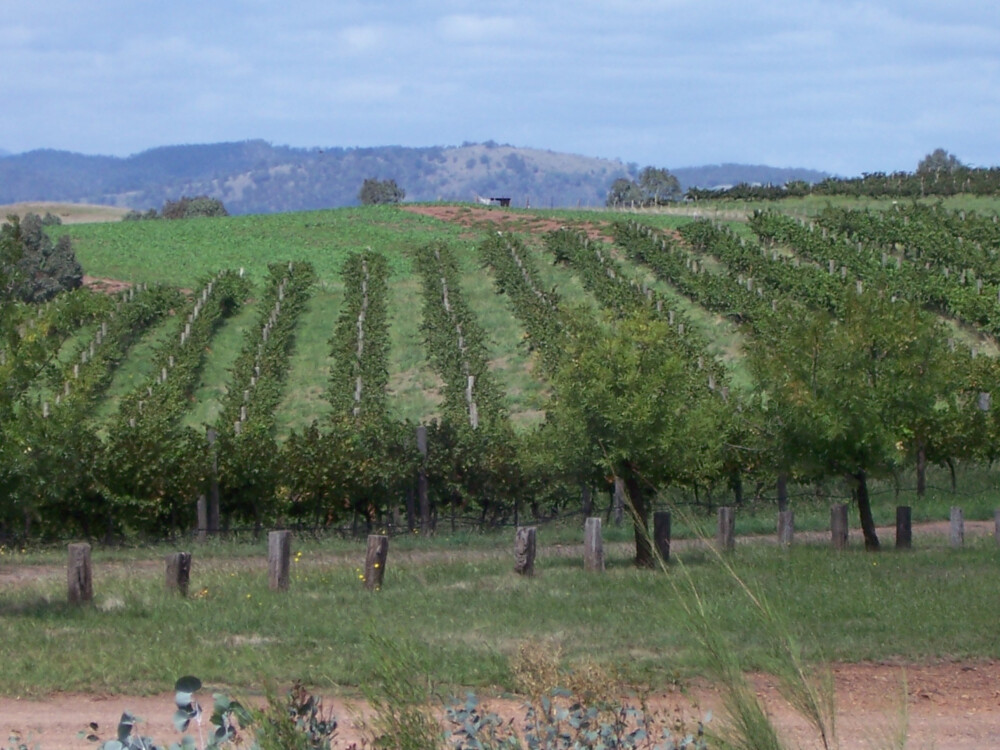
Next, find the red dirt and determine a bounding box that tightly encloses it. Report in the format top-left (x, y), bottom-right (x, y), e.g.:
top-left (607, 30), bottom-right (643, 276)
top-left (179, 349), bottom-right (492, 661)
top-left (4, 661), bottom-right (999, 749)
top-left (402, 204), bottom-right (614, 242)
top-left (82, 276), bottom-right (134, 296)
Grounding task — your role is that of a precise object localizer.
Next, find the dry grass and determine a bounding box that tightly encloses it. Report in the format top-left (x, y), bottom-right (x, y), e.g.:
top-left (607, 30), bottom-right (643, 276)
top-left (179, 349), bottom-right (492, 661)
top-left (0, 201), bottom-right (130, 224)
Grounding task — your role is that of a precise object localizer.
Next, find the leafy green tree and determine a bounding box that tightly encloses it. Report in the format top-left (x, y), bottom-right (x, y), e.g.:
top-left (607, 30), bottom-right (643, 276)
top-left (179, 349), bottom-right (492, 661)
top-left (358, 178), bottom-right (406, 205)
top-left (0, 213), bottom-right (83, 302)
top-left (751, 293), bottom-right (956, 550)
top-left (161, 195), bottom-right (229, 219)
top-left (548, 311), bottom-right (727, 566)
top-left (917, 148), bottom-right (964, 174)
top-left (638, 166), bottom-right (681, 204)
top-left (605, 178), bottom-right (644, 207)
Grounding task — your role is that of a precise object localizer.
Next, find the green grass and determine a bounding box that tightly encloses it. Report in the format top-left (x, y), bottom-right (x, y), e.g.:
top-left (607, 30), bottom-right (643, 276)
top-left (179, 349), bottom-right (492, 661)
top-left (53, 207), bottom-right (467, 288)
top-left (91, 314), bottom-right (178, 427)
top-left (183, 295), bottom-right (262, 430)
top-left (2, 523), bottom-right (999, 698)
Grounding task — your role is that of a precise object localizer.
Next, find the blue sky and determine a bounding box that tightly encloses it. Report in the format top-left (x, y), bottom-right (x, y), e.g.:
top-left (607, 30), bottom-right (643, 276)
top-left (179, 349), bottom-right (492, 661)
top-left (2, 1), bottom-right (997, 176)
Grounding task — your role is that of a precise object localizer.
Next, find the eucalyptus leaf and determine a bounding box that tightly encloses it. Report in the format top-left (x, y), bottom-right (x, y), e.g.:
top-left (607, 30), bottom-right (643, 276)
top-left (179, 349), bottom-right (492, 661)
top-left (174, 675), bottom-right (202, 693)
top-left (172, 709), bottom-right (192, 733)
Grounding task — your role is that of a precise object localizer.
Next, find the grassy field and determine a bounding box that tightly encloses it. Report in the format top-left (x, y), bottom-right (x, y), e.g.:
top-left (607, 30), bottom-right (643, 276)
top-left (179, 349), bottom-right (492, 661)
top-left (2, 516), bottom-right (999, 698)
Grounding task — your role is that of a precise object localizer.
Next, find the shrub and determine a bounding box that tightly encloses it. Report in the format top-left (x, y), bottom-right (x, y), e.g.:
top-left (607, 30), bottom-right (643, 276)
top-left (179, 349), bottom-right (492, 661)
top-left (0, 212), bottom-right (83, 302)
top-left (161, 196), bottom-right (229, 219)
top-left (358, 178), bottom-right (405, 205)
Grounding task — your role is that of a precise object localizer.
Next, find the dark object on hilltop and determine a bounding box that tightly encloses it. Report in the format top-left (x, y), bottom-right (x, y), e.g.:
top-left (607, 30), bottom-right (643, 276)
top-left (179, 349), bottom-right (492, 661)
top-left (358, 177), bottom-right (406, 205)
top-left (1, 212), bottom-right (83, 302)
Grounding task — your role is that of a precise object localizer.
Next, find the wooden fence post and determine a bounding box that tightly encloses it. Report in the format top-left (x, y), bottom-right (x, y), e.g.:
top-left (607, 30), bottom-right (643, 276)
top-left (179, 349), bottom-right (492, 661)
top-left (717, 507), bottom-right (735, 552)
top-left (831, 504), bottom-right (849, 550)
top-left (950, 507), bottom-right (964, 549)
top-left (584, 518), bottom-right (604, 572)
top-left (364, 534), bottom-right (389, 591)
top-left (514, 527), bottom-right (537, 577)
top-left (268, 531), bottom-right (291, 591)
top-left (895, 506), bottom-right (912, 550)
top-left (994, 508), bottom-right (1000, 547)
top-left (68, 543), bottom-right (93, 605)
top-left (777, 510), bottom-right (794, 547)
top-left (165, 552), bottom-right (192, 596)
top-left (653, 511), bottom-right (671, 563)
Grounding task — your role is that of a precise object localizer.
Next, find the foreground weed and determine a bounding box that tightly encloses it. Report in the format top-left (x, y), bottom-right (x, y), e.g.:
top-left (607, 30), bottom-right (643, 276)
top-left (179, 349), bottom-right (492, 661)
top-left (251, 682), bottom-right (338, 750)
top-left (357, 634), bottom-right (442, 750)
top-left (658, 508), bottom-right (839, 750)
top-left (446, 689), bottom-right (707, 750)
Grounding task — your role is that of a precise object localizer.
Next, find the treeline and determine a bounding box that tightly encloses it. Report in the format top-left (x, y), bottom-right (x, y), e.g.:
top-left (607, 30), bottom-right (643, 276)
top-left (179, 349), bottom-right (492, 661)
top-left (686, 166), bottom-right (1000, 201)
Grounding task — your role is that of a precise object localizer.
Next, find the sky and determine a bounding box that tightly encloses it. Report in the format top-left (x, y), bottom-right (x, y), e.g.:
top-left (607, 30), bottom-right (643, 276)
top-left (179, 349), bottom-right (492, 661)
top-left (2, 1), bottom-right (997, 177)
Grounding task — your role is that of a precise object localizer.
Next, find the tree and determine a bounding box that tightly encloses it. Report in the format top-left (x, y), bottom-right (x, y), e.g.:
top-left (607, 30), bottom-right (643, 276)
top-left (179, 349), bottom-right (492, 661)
top-left (0, 213), bottom-right (83, 302)
top-left (605, 178), bottom-right (645, 207)
top-left (750, 293), bottom-right (955, 550)
top-left (917, 149), bottom-right (964, 174)
top-left (358, 178), bottom-right (406, 205)
top-left (638, 166), bottom-right (681, 204)
top-left (161, 195), bottom-right (228, 219)
top-left (547, 311), bottom-right (727, 566)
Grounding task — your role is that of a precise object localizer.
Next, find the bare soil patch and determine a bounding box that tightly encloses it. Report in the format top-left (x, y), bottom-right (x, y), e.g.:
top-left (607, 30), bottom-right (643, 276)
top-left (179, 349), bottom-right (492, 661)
top-left (402, 204), bottom-right (613, 242)
top-left (4, 661), bottom-right (999, 749)
top-left (83, 275), bottom-right (134, 295)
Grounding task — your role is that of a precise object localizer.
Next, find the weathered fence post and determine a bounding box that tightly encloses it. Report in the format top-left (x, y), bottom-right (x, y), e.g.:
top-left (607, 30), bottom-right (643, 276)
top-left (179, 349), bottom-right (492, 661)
top-left (653, 510), bottom-right (671, 563)
top-left (994, 508), bottom-right (1000, 547)
top-left (717, 507), bottom-right (735, 552)
top-left (895, 506), bottom-right (912, 550)
top-left (584, 517), bottom-right (604, 572)
top-left (417, 425), bottom-right (431, 536)
top-left (68, 543), bottom-right (93, 605)
top-left (268, 531), bottom-right (291, 591)
top-left (364, 534), bottom-right (389, 591)
top-left (165, 552), bottom-right (192, 596)
top-left (777, 510), bottom-right (794, 547)
top-left (831, 504), bottom-right (849, 550)
top-left (950, 507), bottom-right (964, 549)
top-left (612, 477), bottom-right (625, 526)
top-left (514, 527), bottom-right (537, 577)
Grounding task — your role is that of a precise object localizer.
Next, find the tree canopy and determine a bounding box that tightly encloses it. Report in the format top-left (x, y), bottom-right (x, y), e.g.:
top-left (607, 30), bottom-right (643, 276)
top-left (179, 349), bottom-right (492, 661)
top-left (548, 310), bottom-right (727, 565)
top-left (606, 167), bottom-right (681, 207)
top-left (917, 148), bottom-right (964, 174)
top-left (358, 178), bottom-right (406, 205)
top-left (638, 166), bottom-right (681, 204)
top-left (750, 293), bottom-right (958, 550)
top-left (0, 213), bottom-right (83, 303)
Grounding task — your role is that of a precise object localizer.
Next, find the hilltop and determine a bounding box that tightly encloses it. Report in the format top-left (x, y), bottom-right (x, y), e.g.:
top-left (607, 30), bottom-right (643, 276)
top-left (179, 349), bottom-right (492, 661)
top-left (0, 140), bottom-right (828, 214)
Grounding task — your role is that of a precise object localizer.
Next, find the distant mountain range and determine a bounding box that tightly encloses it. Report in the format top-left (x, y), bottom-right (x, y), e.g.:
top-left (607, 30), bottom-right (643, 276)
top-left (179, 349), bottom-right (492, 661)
top-left (0, 140), bottom-right (829, 215)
